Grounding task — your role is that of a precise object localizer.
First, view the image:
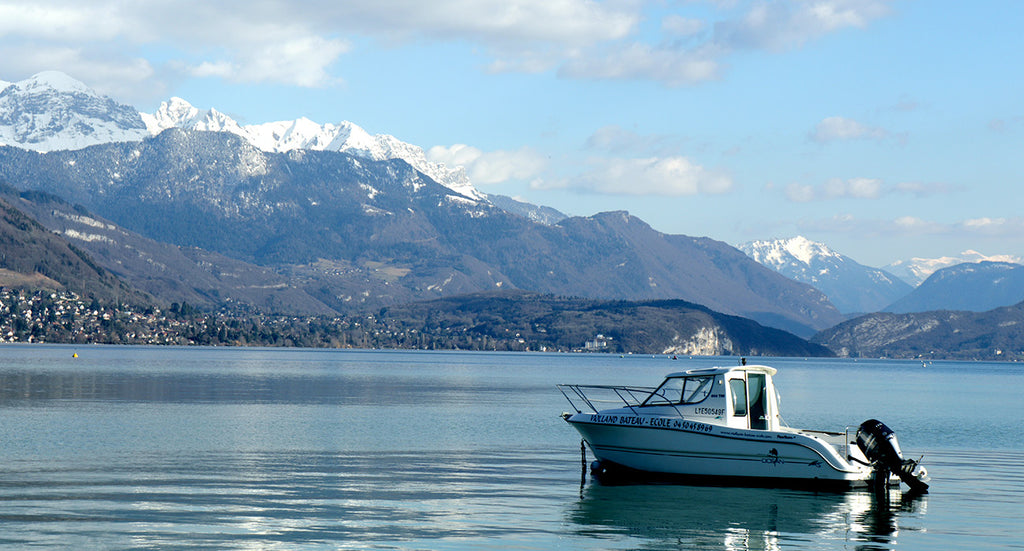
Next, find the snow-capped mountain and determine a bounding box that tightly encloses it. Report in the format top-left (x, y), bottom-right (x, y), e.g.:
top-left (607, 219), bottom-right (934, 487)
top-left (0, 71), bottom-right (149, 151)
top-left (141, 96), bottom-right (483, 201)
top-left (0, 71), bottom-right (483, 201)
top-left (884, 250), bottom-right (1024, 286)
top-left (741, 236), bottom-right (912, 314)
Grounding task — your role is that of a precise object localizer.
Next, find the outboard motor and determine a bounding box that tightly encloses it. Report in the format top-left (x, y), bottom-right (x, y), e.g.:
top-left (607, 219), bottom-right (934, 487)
top-left (856, 419), bottom-right (930, 493)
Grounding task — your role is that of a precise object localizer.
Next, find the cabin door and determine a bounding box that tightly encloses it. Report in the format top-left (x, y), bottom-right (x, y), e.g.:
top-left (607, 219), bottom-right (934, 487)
top-left (748, 373), bottom-right (767, 430)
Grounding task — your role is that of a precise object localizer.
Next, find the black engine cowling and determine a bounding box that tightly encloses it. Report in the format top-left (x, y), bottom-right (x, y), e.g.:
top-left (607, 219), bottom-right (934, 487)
top-left (856, 419), bottom-right (929, 493)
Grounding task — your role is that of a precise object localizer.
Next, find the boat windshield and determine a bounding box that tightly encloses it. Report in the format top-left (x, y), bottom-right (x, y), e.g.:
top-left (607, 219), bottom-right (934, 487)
top-left (643, 376), bottom-right (714, 406)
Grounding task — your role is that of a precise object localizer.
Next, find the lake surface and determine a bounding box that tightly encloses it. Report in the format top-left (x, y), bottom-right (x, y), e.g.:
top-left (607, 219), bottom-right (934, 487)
top-left (0, 345), bottom-right (1021, 550)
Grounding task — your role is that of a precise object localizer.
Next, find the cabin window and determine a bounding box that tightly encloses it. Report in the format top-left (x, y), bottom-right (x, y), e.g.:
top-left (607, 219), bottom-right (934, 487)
top-left (644, 376), bottom-right (714, 406)
top-left (729, 379), bottom-right (747, 416)
top-left (681, 376), bottom-right (714, 404)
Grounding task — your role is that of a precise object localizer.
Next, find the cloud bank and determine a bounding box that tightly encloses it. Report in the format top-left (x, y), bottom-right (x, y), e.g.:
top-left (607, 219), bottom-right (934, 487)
top-left (0, 0), bottom-right (898, 98)
top-left (785, 178), bottom-right (956, 202)
top-left (427, 144), bottom-right (548, 185)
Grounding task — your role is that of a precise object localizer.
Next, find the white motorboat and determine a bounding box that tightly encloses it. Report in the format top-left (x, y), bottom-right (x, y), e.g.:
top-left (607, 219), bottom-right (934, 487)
top-left (559, 364), bottom-right (929, 492)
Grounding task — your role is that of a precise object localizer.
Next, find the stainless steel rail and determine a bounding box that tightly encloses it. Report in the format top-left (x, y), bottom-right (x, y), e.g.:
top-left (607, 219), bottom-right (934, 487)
top-left (557, 384), bottom-right (658, 416)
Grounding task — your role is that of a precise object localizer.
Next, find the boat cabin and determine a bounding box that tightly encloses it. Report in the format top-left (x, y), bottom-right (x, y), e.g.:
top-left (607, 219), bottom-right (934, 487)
top-left (639, 365), bottom-right (781, 431)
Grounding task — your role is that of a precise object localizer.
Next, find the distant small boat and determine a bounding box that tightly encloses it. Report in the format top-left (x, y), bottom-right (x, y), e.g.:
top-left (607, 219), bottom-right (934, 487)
top-left (558, 364), bottom-right (929, 492)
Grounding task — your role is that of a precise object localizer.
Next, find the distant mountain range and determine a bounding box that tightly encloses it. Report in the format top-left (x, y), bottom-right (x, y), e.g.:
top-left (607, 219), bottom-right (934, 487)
top-left (740, 236), bottom-right (911, 314)
top-left (0, 72), bottom-right (843, 337)
top-left (811, 259), bottom-right (1024, 360)
top-left (883, 250), bottom-right (1024, 286)
top-left (884, 261), bottom-right (1024, 313)
top-left (813, 300), bottom-right (1024, 361)
top-left (742, 236), bottom-right (1024, 317)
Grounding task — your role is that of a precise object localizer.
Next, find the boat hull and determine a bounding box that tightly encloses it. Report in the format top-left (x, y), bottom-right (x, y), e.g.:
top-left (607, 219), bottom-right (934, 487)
top-left (566, 412), bottom-right (873, 488)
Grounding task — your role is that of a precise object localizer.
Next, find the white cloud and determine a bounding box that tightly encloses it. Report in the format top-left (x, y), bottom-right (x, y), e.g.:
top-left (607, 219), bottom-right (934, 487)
top-left (348, 0), bottom-right (637, 46)
top-left (961, 217), bottom-right (1024, 236)
top-left (714, 0), bottom-right (892, 51)
top-left (555, 127), bottom-right (731, 196)
top-left (427, 144), bottom-right (547, 185)
top-left (810, 116), bottom-right (889, 142)
top-left (894, 181), bottom-right (960, 197)
top-left (540, 156), bottom-right (732, 196)
top-left (0, 3), bottom-right (134, 42)
top-left (786, 177), bottom-right (881, 201)
top-left (799, 214), bottom-right (1024, 238)
top-left (784, 183), bottom-right (817, 203)
top-left (892, 216), bottom-right (941, 232)
top-left (825, 177), bottom-right (882, 199)
top-left (201, 35), bottom-right (351, 87)
top-left (584, 125), bottom-right (689, 156)
top-left (0, 43), bottom-right (158, 100)
top-left (559, 42), bottom-right (722, 86)
top-left (785, 177), bottom-right (954, 202)
top-left (662, 15), bottom-right (706, 38)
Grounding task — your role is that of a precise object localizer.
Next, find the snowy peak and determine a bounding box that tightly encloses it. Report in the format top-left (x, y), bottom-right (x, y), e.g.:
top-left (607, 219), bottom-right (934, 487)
top-left (141, 97), bottom-right (244, 135)
top-left (741, 236), bottom-right (911, 314)
top-left (0, 71), bottom-right (148, 152)
top-left (885, 250), bottom-right (1024, 286)
top-left (19, 70), bottom-right (93, 94)
top-left (742, 235), bottom-right (841, 271)
top-left (246, 118), bottom-right (337, 152)
top-left (138, 96), bottom-right (485, 201)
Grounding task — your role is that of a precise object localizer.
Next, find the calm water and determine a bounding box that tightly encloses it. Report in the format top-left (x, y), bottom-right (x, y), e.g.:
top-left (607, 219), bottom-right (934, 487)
top-left (0, 346), bottom-right (1021, 550)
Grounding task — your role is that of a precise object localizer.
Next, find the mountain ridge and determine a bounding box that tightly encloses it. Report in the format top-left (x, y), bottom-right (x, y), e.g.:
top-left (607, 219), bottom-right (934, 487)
top-left (813, 300), bottom-right (1024, 361)
top-left (0, 191), bottom-right (144, 306)
top-left (884, 261), bottom-right (1024, 313)
top-left (883, 250), bottom-right (1024, 286)
top-left (0, 128), bottom-right (843, 335)
top-left (1, 71), bottom-right (483, 203)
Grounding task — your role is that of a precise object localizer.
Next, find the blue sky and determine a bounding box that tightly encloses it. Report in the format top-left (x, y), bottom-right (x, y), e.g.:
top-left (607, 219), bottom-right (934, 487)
top-left (1, 0), bottom-right (1022, 267)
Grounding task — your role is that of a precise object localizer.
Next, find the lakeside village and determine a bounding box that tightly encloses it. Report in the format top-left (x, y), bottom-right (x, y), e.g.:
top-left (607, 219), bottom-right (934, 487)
top-left (0, 287), bottom-right (607, 352)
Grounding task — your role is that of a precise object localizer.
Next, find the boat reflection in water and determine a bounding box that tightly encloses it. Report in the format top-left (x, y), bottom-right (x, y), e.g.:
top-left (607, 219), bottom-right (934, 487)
top-left (568, 482), bottom-right (927, 550)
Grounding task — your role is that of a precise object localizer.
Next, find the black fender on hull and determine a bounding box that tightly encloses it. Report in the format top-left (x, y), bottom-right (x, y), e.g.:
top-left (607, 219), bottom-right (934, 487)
top-left (856, 419), bottom-right (929, 493)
